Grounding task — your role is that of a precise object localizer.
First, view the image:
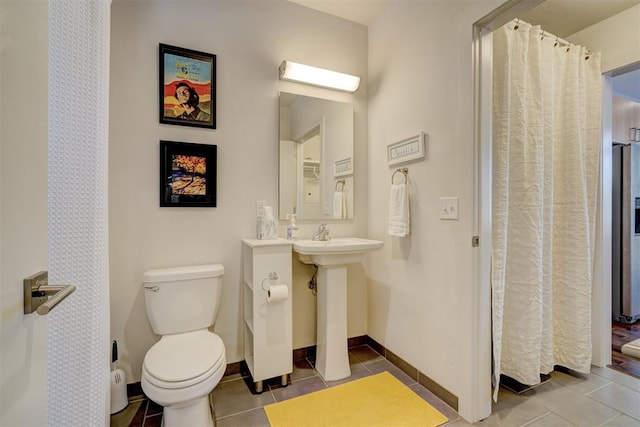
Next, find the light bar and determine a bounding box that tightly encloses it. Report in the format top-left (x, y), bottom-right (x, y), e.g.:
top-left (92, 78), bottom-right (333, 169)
top-left (279, 60), bottom-right (360, 93)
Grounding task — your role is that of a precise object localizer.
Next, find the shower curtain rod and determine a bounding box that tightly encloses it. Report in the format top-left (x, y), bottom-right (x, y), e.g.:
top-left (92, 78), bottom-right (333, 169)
top-left (511, 19), bottom-right (591, 54)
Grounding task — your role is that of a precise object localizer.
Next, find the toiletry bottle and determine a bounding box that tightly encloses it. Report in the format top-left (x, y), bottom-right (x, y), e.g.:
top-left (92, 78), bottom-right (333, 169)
top-left (286, 214), bottom-right (299, 240)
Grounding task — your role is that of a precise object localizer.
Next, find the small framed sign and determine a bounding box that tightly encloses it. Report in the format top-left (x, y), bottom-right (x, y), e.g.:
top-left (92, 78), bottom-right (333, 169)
top-left (160, 141), bottom-right (217, 207)
top-left (159, 44), bottom-right (216, 129)
top-left (333, 157), bottom-right (353, 177)
top-left (387, 132), bottom-right (426, 166)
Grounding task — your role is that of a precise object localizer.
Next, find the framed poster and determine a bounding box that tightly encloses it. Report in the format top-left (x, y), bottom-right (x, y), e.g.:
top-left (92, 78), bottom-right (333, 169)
top-left (159, 44), bottom-right (216, 129)
top-left (160, 141), bottom-right (217, 207)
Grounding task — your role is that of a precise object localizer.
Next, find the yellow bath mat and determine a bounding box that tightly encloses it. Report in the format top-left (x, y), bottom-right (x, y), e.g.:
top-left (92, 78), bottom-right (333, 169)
top-left (264, 371), bottom-right (449, 427)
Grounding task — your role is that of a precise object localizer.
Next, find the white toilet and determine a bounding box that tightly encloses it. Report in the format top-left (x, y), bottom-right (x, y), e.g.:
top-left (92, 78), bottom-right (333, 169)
top-left (141, 264), bottom-right (226, 427)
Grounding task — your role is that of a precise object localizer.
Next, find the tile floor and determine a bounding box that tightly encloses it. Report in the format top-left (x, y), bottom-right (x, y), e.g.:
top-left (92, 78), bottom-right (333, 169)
top-left (111, 344), bottom-right (640, 427)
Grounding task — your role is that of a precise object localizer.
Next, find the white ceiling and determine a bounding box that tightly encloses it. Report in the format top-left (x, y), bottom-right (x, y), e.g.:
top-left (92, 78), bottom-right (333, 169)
top-left (519, 0), bottom-right (640, 38)
top-left (286, 0), bottom-right (391, 26)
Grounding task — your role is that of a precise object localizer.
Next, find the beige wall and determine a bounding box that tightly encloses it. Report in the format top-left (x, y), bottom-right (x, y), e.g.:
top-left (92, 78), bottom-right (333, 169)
top-left (568, 4), bottom-right (640, 74)
top-left (367, 0), bottom-right (502, 421)
top-left (0, 2), bottom-right (49, 425)
top-left (109, 0), bottom-right (368, 383)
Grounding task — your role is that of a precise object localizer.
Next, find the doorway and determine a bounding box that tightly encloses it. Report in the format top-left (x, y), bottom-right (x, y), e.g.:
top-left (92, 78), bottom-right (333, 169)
top-left (472, 0), bottom-right (640, 421)
top-left (610, 67), bottom-right (640, 379)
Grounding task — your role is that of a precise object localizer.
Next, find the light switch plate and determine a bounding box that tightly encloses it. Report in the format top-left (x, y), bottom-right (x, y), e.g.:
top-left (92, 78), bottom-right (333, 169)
top-left (440, 197), bottom-right (459, 220)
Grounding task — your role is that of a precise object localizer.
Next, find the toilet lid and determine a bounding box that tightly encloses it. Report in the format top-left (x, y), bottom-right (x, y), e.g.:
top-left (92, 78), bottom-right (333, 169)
top-left (144, 331), bottom-right (224, 382)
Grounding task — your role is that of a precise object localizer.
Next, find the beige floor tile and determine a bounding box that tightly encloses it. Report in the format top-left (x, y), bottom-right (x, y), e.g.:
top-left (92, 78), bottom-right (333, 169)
top-left (325, 362), bottom-right (374, 387)
top-left (443, 419), bottom-right (473, 426)
top-left (288, 358), bottom-right (317, 383)
top-left (210, 377), bottom-right (276, 419)
top-left (603, 414), bottom-right (640, 427)
top-left (270, 375), bottom-right (327, 402)
top-left (408, 383), bottom-right (459, 422)
top-left (533, 386), bottom-right (620, 426)
top-left (591, 367), bottom-right (640, 393)
top-left (549, 369), bottom-right (613, 395)
top-left (365, 358), bottom-right (417, 386)
top-left (524, 412), bottom-right (575, 426)
top-left (587, 382), bottom-right (640, 420)
top-left (216, 408), bottom-right (270, 427)
top-left (483, 396), bottom-right (551, 426)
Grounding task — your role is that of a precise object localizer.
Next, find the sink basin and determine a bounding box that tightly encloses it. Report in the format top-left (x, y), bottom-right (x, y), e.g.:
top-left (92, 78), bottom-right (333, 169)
top-left (293, 237), bottom-right (383, 266)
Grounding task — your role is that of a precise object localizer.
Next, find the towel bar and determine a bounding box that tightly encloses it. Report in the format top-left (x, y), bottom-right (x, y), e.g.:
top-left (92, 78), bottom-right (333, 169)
top-left (391, 168), bottom-right (408, 184)
top-left (335, 179), bottom-right (345, 191)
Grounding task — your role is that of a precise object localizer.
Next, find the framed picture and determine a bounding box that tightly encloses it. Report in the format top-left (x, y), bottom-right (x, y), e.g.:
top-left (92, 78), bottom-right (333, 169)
top-left (160, 141), bottom-right (217, 207)
top-left (159, 44), bottom-right (216, 129)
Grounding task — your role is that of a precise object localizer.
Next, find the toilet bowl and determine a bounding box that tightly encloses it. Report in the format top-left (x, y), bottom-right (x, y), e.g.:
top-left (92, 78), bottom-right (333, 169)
top-left (142, 330), bottom-right (225, 426)
top-left (141, 264), bottom-right (226, 427)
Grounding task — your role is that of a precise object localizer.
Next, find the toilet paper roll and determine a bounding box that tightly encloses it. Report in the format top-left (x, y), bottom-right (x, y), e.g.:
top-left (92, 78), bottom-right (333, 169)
top-left (267, 284), bottom-right (289, 303)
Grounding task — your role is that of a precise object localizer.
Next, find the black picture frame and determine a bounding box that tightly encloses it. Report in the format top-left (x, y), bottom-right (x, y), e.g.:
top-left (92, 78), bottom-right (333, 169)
top-left (160, 141), bottom-right (217, 207)
top-left (159, 43), bottom-right (216, 129)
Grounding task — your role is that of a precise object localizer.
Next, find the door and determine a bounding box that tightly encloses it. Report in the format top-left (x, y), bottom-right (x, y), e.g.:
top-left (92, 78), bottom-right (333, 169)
top-left (0, 1), bottom-right (50, 425)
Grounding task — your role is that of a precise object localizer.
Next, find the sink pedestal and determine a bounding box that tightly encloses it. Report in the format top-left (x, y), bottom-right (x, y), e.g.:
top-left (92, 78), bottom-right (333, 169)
top-left (292, 237), bottom-right (384, 382)
top-left (315, 265), bottom-right (350, 381)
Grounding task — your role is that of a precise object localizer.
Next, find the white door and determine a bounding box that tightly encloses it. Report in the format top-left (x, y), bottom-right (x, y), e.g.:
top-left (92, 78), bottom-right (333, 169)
top-left (0, 1), bottom-right (51, 425)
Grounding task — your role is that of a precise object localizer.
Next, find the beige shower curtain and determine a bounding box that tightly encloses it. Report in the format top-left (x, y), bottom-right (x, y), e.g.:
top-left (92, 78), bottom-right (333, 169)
top-left (491, 20), bottom-right (601, 400)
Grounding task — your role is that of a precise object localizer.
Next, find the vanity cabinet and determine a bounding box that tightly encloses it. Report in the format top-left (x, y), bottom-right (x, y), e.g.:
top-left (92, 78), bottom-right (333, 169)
top-left (241, 238), bottom-right (293, 392)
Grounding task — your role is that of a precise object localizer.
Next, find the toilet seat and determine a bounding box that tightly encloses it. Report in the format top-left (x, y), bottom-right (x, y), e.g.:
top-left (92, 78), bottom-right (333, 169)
top-left (143, 330), bottom-right (225, 389)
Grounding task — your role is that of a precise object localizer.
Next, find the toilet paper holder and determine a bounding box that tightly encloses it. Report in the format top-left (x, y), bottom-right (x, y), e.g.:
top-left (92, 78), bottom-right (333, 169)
top-left (261, 272), bottom-right (278, 291)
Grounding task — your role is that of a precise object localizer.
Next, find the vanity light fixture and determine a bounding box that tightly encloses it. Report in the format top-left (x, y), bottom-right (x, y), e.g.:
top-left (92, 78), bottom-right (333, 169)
top-left (278, 60), bottom-right (360, 93)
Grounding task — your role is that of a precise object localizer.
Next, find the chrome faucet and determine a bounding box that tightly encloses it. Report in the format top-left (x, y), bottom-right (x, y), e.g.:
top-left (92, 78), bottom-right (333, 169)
top-left (312, 223), bottom-right (330, 241)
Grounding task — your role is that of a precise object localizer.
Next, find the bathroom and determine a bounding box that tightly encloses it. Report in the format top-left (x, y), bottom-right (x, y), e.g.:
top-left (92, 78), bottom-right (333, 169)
top-left (2, 0), bottom-right (640, 426)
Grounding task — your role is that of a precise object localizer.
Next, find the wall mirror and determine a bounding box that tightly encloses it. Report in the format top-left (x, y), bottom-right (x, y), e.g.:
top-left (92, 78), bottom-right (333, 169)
top-left (279, 92), bottom-right (354, 220)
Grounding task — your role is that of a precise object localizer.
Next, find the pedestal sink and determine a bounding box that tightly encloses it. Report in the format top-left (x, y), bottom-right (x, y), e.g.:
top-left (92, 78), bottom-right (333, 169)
top-left (293, 238), bottom-right (383, 381)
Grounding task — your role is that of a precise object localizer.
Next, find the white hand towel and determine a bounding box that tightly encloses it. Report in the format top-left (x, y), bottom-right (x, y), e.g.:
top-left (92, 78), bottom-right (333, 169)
top-left (388, 183), bottom-right (410, 237)
top-left (333, 191), bottom-right (346, 219)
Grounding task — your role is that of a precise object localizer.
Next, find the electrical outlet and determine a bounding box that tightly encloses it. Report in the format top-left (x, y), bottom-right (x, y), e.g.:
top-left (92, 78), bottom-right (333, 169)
top-left (440, 197), bottom-right (459, 220)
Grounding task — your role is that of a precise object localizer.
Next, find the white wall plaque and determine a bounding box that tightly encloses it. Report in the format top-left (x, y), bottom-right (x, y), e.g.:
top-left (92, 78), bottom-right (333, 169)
top-left (387, 132), bottom-right (426, 166)
top-left (333, 157), bottom-right (353, 177)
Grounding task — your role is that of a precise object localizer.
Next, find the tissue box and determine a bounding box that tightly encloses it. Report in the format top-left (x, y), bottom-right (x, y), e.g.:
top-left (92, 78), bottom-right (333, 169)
top-left (257, 219), bottom-right (277, 240)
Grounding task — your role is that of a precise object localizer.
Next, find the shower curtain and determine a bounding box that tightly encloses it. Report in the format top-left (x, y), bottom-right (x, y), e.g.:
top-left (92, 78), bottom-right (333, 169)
top-left (491, 20), bottom-right (601, 400)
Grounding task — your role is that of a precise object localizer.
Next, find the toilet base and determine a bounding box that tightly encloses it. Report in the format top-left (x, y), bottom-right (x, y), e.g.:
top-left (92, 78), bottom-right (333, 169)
top-left (163, 395), bottom-right (213, 427)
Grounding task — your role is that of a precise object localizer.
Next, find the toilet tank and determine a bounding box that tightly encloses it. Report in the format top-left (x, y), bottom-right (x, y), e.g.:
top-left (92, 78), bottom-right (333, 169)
top-left (143, 264), bottom-right (224, 335)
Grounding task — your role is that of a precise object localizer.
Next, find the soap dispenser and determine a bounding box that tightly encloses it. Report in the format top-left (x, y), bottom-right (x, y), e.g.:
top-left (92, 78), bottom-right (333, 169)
top-left (286, 214), bottom-right (299, 240)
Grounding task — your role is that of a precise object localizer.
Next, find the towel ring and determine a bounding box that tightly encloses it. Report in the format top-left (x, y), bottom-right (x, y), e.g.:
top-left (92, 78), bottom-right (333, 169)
top-left (391, 168), bottom-right (408, 185)
top-left (335, 179), bottom-right (345, 191)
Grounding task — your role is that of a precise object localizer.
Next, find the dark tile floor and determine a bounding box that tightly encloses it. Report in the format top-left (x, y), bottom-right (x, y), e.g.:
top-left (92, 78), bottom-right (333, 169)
top-left (110, 344), bottom-right (460, 427)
